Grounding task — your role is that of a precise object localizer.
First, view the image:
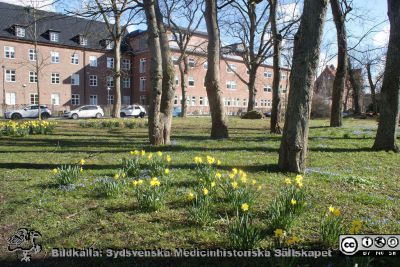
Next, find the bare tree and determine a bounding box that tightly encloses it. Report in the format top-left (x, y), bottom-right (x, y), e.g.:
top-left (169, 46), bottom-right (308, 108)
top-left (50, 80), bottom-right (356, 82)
top-left (162, 0), bottom-right (203, 117)
top-left (372, 0), bottom-right (400, 152)
top-left (330, 0), bottom-right (351, 127)
top-left (278, 0), bottom-right (329, 172)
top-left (72, 0), bottom-right (140, 118)
top-left (204, 0), bottom-right (228, 139)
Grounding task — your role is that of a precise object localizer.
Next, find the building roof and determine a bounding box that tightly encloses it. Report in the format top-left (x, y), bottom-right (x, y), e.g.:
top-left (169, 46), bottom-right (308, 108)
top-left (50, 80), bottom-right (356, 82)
top-left (0, 2), bottom-right (121, 51)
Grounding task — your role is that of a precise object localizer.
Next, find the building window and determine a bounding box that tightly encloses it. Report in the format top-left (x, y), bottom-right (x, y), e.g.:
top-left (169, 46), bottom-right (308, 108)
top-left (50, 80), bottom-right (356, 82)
top-left (226, 81), bottom-right (237, 90)
top-left (71, 94), bottom-right (80, 105)
top-left (30, 93), bottom-right (38, 104)
top-left (107, 76), bottom-right (114, 87)
top-left (89, 95), bottom-right (98, 105)
top-left (16, 27), bottom-right (25, 37)
top-left (281, 73), bottom-right (287, 80)
top-left (107, 95), bottom-right (114, 104)
top-left (122, 59), bottom-right (131, 70)
top-left (79, 36), bottom-right (87, 46)
top-left (51, 52), bottom-right (60, 63)
top-left (122, 96), bottom-right (130, 105)
top-left (4, 46), bottom-right (15, 59)
top-left (139, 58), bottom-right (146, 73)
top-left (6, 92), bottom-right (16, 105)
top-left (140, 77), bottom-right (146, 91)
top-left (243, 99), bottom-right (247, 107)
top-left (175, 76), bottom-right (179, 85)
top-left (203, 62), bottom-right (208, 69)
top-left (89, 56), bottom-right (97, 67)
top-left (188, 58), bottom-right (195, 68)
top-left (264, 70), bottom-right (272, 78)
top-left (191, 96), bottom-right (196, 106)
top-left (71, 74), bottom-right (80, 85)
top-left (50, 32), bottom-right (59, 42)
top-left (123, 77), bottom-right (131, 88)
top-left (174, 95), bottom-right (178, 105)
top-left (199, 96), bottom-right (204, 106)
top-left (51, 73), bottom-right (60, 84)
top-left (29, 71), bottom-right (37, 83)
top-left (51, 93), bottom-right (60, 105)
top-left (5, 69), bottom-right (16, 82)
top-left (264, 85), bottom-right (272, 92)
top-left (188, 77), bottom-right (195, 87)
top-left (89, 75), bottom-right (98, 86)
top-left (107, 57), bottom-right (114, 69)
top-left (227, 64), bottom-right (237, 73)
top-left (139, 38), bottom-right (147, 50)
top-left (106, 40), bottom-right (114, 49)
top-left (267, 99), bottom-right (272, 107)
top-left (29, 49), bottom-right (37, 61)
top-left (71, 53), bottom-right (79, 65)
top-left (172, 56), bottom-right (179, 65)
top-left (139, 95), bottom-right (147, 105)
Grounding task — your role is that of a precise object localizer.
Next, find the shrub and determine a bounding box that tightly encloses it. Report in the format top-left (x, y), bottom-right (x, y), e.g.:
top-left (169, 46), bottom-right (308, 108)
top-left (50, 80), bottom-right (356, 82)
top-left (320, 206), bottom-right (344, 248)
top-left (240, 110), bottom-right (264, 119)
top-left (132, 177), bottom-right (168, 211)
top-left (266, 175), bottom-right (306, 231)
top-left (227, 203), bottom-right (261, 249)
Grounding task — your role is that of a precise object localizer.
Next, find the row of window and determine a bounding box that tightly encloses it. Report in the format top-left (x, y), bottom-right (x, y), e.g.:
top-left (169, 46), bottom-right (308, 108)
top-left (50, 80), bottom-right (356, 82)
top-left (4, 69), bottom-right (131, 88)
top-left (3, 47), bottom-right (131, 69)
top-left (172, 95), bottom-right (273, 108)
top-left (5, 92), bottom-right (132, 106)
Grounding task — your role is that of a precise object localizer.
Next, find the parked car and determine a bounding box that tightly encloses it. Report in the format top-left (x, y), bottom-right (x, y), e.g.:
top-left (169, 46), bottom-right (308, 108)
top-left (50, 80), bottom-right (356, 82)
top-left (63, 105), bottom-right (104, 119)
top-left (120, 105), bottom-right (146, 118)
top-left (172, 106), bottom-right (182, 117)
top-left (4, 105), bottom-right (51, 120)
top-left (264, 111), bottom-right (271, 117)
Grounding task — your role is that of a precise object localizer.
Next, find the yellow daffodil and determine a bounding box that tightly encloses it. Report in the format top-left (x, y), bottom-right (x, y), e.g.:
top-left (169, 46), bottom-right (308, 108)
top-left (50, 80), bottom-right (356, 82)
top-left (150, 177), bottom-right (160, 187)
top-left (296, 181), bottom-right (303, 188)
top-left (114, 173), bottom-right (120, 180)
top-left (130, 150), bottom-right (139, 156)
top-left (164, 168), bottom-right (170, 174)
top-left (287, 236), bottom-right (300, 245)
top-left (203, 188), bottom-right (209, 196)
top-left (291, 199), bottom-right (297, 205)
top-left (333, 208), bottom-right (341, 216)
top-left (157, 151), bottom-right (162, 157)
top-left (187, 192), bottom-right (195, 201)
top-left (194, 156), bottom-right (203, 164)
top-left (229, 173), bottom-right (235, 179)
top-left (80, 167), bottom-right (83, 173)
top-left (52, 168), bottom-right (58, 174)
top-left (241, 203), bottom-right (249, 212)
top-left (141, 150), bottom-right (146, 156)
top-left (79, 159), bottom-right (85, 165)
top-left (215, 172), bottom-right (222, 179)
top-left (274, 229), bottom-right (284, 238)
top-left (217, 160), bottom-right (221, 165)
top-left (257, 185), bottom-right (262, 191)
top-left (284, 178), bottom-right (292, 185)
top-left (328, 205), bottom-right (335, 213)
top-left (232, 168), bottom-right (238, 174)
top-left (137, 179), bottom-right (144, 185)
top-left (121, 172), bottom-right (126, 178)
top-left (206, 156), bottom-right (215, 165)
top-left (166, 155), bottom-right (171, 162)
top-left (240, 176), bottom-right (248, 183)
top-left (350, 220), bottom-right (362, 234)
top-left (211, 181), bottom-right (216, 188)
top-left (295, 175), bottom-right (303, 183)
top-left (231, 181), bottom-right (238, 189)
top-left (252, 179), bottom-right (257, 185)
top-left (147, 153), bottom-right (153, 160)
top-left (132, 180), bottom-right (138, 186)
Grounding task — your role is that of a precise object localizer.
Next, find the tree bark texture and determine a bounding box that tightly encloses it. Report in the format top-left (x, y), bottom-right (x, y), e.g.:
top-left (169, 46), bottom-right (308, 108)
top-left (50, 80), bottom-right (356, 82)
top-left (247, 69), bottom-right (257, 112)
top-left (204, 0), bottom-right (229, 139)
top-left (330, 0), bottom-right (348, 127)
top-left (348, 59), bottom-right (362, 115)
top-left (372, 0), bottom-right (400, 152)
top-left (278, 0), bottom-right (328, 173)
top-left (179, 56), bottom-right (188, 117)
top-left (366, 62), bottom-right (378, 114)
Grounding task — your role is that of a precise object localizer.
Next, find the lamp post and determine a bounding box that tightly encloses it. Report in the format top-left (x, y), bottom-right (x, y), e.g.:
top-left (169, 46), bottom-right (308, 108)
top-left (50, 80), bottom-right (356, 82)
top-left (107, 86), bottom-right (111, 116)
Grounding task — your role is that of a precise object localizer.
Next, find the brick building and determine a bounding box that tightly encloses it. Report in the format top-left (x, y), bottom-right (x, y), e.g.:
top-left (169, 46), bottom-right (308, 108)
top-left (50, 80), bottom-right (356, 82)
top-left (0, 2), bottom-right (290, 116)
top-left (0, 2), bottom-right (133, 114)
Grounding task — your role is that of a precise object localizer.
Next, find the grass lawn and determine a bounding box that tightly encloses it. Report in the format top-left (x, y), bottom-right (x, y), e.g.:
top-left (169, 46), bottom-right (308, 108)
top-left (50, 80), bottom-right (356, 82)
top-left (0, 117), bottom-right (399, 265)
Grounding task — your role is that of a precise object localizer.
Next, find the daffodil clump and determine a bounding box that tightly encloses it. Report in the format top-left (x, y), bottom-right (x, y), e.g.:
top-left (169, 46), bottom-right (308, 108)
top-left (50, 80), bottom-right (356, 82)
top-left (267, 175), bottom-right (306, 231)
top-left (121, 150), bottom-right (142, 178)
top-left (227, 202), bottom-right (261, 249)
top-left (0, 120), bottom-right (56, 137)
top-left (52, 158), bottom-right (85, 185)
top-left (272, 228), bottom-right (301, 248)
top-left (146, 151), bottom-right (172, 178)
top-left (320, 205), bottom-right (344, 248)
top-left (193, 155), bottom-right (221, 187)
top-left (79, 119), bottom-right (147, 129)
top-left (187, 185), bottom-right (214, 226)
top-left (220, 168), bottom-right (260, 210)
top-left (131, 177), bottom-right (168, 211)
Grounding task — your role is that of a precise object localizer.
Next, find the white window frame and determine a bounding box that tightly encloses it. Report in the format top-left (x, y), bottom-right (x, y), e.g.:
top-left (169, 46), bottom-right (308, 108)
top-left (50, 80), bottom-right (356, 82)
top-left (51, 73), bottom-right (60, 84)
top-left (139, 77), bottom-right (146, 91)
top-left (29, 71), bottom-right (37, 83)
top-left (226, 81), bottom-right (237, 90)
top-left (50, 32), bottom-right (59, 42)
top-left (89, 95), bottom-right (98, 105)
top-left (29, 49), bottom-right (37, 61)
top-left (71, 53), bottom-right (79, 65)
top-left (71, 74), bottom-right (80, 86)
top-left (89, 56), bottom-right (97, 67)
top-left (122, 59), bottom-right (131, 70)
top-left (4, 46), bottom-right (15, 59)
top-left (71, 94), bottom-right (80, 105)
top-left (264, 85), bottom-right (272, 92)
top-left (5, 69), bottom-right (16, 82)
top-left (123, 77), bottom-right (131, 88)
top-left (107, 57), bottom-right (114, 69)
top-left (51, 51), bottom-right (60, 63)
top-left (264, 70), bottom-right (272, 78)
top-left (51, 93), bottom-right (60, 105)
top-left (107, 76), bottom-right (114, 87)
top-left (16, 27), bottom-right (25, 37)
top-left (107, 95), bottom-right (114, 105)
top-left (89, 75), bottom-right (98, 87)
top-left (6, 92), bottom-right (16, 105)
top-left (191, 96), bottom-right (196, 106)
top-left (80, 36), bottom-right (88, 46)
top-left (188, 58), bottom-right (195, 68)
top-left (188, 76), bottom-right (195, 87)
top-left (139, 58), bottom-right (146, 73)
top-left (30, 93), bottom-right (38, 104)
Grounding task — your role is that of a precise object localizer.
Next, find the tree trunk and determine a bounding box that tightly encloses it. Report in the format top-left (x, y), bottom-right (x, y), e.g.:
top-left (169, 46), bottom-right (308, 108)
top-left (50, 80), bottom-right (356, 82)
top-left (278, 0), bottom-right (328, 173)
top-left (270, 0), bottom-right (282, 134)
top-left (247, 69), bottom-right (257, 112)
top-left (366, 62), bottom-right (378, 114)
top-left (372, 0), bottom-right (400, 152)
top-left (155, 0), bottom-right (175, 145)
top-left (144, 0), bottom-right (164, 146)
top-left (330, 0), bottom-right (348, 127)
top-left (204, 0), bottom-right (229, 139)
top-left (112, 36), bottom-right (122, 118)
top-left (179, 56), bottom-right (188, 117)
top-left (348, 60), bottom-right (361, 115)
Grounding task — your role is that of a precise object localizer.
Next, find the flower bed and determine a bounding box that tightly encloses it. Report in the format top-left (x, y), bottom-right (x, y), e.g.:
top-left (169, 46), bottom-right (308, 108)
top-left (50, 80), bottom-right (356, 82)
top-left (0, 120), bottom-right (57, 137)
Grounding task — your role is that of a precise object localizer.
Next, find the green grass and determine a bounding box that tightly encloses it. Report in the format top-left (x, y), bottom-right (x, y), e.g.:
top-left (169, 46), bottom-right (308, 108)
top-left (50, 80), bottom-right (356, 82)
top-left (0, 117), bottom-right (399, 264)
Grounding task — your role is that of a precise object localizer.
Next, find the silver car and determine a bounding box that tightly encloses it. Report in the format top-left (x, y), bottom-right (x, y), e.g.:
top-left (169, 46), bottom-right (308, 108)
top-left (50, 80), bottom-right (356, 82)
top-left (4, 105), bottom-right (52, 120)
top-left (63, 105), bottom-right (104, 119)
top-left (120, 105), bottom-right (146, 118)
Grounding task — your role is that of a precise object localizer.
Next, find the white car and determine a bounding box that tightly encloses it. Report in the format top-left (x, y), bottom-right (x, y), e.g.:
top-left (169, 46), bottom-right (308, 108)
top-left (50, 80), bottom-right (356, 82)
top-left (120, 105), bottom-right (146, 118)
top-left (63, 105), bottom-right (104, 119)
top-left (4, 105), bottom-right (52, 120)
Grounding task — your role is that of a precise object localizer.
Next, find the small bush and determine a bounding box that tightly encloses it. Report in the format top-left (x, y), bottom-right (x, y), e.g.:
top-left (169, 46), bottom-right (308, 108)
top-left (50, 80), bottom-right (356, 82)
top-left (240, 110), bottom-right (264, 119)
